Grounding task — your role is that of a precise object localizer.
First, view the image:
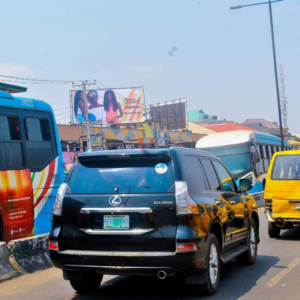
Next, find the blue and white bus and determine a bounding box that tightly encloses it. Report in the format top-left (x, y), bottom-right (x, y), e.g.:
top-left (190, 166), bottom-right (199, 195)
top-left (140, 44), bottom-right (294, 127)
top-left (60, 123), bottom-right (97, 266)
top-left (196, 130), bottom-right (291, 202)
top-left (0, 91), bottom-right (65, 242)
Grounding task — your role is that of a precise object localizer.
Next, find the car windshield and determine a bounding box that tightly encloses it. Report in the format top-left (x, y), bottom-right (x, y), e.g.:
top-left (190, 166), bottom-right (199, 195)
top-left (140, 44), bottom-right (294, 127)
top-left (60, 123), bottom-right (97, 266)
top-left (206, 146), bottom-right (251, 175)
top-left (272, 155), bottom-right (300, 180)
top-left (67, 156), bottom-right (174, 194)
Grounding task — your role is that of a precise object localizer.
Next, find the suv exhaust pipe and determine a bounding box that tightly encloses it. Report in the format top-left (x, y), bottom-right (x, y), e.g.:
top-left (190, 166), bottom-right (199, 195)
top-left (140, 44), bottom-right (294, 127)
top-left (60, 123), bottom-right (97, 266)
top-left (157, 270), bottom-right (167, 280)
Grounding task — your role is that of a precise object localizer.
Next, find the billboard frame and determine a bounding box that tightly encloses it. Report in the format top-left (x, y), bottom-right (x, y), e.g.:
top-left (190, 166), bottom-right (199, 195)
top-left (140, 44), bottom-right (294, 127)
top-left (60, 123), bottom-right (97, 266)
top-left (150, 98), bottom-right (187, 130)
top-left (70, 86), bottom-right (146, 125)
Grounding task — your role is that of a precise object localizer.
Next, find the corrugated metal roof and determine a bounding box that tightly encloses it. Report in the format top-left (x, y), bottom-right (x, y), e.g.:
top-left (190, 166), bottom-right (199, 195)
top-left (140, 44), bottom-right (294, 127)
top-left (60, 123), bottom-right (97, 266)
top-left (203, 122), bottom-right (260, 133)
top-left (241, 119), bottom-right (280, 129)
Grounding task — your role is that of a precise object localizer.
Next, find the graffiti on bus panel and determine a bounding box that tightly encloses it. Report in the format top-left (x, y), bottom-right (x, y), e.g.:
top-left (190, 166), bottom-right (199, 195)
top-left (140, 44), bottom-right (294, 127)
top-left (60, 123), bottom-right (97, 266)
top-left (0, 170), bottom-right (34, 242)
top-left (72, 87), bottom-right (146, 124)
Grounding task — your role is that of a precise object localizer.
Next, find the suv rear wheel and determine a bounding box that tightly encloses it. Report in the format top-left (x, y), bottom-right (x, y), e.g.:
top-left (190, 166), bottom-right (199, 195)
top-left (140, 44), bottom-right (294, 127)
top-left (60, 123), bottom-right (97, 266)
top-left (190, 233), bottom-right (221, 295)
top-left (268, 222), bottom-right (280, 238)
top-left (236, 218), bottom-right (257, 265)
top-left (69, 273), bottom-right (103, 294)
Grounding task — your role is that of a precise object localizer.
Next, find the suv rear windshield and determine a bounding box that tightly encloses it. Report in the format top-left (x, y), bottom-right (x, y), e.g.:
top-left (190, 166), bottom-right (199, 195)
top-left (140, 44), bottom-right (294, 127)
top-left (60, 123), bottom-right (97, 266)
top-left (67, 155), bottom-right (174, 194)
top-left (272, 155), bottom-right (300, 180)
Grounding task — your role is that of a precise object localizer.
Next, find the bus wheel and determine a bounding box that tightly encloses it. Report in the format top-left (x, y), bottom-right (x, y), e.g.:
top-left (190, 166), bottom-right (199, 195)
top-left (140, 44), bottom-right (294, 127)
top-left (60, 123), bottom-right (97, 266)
top-left (268, 222), bottom-right (280, 238)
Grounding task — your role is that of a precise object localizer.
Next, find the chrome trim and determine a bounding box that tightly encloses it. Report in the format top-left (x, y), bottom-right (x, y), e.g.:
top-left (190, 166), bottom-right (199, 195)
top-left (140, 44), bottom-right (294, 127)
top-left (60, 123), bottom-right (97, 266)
top-left (79, 228), bottom-right (154, 235)
top-left (80, 207), bottom-right (152, 214)
top-left (59, 250), bottom-right (176, 257)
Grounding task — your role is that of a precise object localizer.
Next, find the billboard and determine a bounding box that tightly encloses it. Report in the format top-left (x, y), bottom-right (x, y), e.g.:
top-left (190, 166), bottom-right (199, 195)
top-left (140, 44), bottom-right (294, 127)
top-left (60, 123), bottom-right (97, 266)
top-left (150, 98), bottom-right (187, 130)
top-left (71, 87), bottom-right (146, 125)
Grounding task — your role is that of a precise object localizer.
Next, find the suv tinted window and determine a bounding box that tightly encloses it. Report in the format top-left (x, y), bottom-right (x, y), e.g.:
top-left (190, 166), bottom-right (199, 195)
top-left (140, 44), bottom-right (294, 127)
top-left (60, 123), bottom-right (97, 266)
top-left (68, 156), bottom-right (174, 194)
top-left (200, 159), bottom-right (221, 191)
top-left (213, 161), bottom-right (236, 192)
top-left (184, 156), bottom-right (207, 193)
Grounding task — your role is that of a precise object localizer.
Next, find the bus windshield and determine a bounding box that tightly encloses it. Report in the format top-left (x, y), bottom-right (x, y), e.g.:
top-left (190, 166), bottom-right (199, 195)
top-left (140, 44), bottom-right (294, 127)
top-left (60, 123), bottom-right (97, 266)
top-left (206, 146), bottom-right (251, 175)
top-left (219, 153), bottom-right (251, 175)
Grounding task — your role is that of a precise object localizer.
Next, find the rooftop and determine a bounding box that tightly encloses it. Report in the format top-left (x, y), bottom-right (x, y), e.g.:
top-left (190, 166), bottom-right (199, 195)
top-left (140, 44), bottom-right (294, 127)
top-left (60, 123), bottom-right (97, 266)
top-left (0, 82), bottom-right (27, 94)
top-left (202, 122), bottom-right (260, 133)
top-left (241, 119), bottom-right (280, 129)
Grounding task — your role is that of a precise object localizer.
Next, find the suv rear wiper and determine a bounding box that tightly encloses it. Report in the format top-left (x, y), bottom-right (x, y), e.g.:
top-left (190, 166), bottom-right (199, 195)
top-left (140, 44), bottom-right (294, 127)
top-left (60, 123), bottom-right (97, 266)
top-left (114, 186), bottom-right (151, 193)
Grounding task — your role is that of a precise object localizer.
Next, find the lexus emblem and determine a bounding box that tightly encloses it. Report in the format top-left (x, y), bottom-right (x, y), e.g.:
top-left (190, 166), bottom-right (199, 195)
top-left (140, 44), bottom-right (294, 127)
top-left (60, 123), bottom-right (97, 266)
top-left (108, 196), bottom-right (122, 207)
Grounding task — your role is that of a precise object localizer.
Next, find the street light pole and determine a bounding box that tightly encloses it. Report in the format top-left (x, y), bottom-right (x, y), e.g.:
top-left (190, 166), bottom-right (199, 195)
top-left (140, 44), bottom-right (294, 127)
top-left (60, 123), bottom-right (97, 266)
top-left (230, 0), bottom-right (285, 150)
top-left (268, 0), bottom-right (285, 150)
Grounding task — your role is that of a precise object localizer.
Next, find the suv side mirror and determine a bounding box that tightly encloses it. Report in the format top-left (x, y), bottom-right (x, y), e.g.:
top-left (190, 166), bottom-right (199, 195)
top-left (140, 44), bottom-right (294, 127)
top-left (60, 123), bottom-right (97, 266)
top-left (239, 178), bottom-right (252, 193)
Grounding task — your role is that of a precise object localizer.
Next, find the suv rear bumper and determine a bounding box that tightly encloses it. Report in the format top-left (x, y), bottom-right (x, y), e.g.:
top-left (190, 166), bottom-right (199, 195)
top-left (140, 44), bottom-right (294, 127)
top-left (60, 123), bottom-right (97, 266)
top-left (50, 249), bottom-right (206, 276)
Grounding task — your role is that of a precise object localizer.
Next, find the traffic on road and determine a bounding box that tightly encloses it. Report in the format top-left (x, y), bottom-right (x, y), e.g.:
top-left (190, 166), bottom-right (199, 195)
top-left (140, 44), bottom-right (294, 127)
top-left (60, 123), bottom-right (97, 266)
top-left (1, 0), bottom-right (300, 299)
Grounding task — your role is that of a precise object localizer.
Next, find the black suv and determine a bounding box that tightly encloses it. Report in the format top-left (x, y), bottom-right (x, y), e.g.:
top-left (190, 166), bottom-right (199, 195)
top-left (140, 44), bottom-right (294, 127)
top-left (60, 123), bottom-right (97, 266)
top-left (50, 148), bottom-right (259, 295)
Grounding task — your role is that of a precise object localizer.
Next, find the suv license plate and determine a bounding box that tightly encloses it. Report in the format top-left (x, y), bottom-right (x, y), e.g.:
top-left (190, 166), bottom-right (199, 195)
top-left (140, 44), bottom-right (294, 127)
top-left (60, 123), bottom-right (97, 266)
top-left (104, 215), bottom-right (130, 229)
top-left (296, 204), bottom-right (300, 210)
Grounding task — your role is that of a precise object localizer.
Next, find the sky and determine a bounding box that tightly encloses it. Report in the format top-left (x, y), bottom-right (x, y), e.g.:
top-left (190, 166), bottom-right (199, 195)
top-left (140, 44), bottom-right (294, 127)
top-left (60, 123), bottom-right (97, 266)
top-left (1, 0), bottom-right (299, 132)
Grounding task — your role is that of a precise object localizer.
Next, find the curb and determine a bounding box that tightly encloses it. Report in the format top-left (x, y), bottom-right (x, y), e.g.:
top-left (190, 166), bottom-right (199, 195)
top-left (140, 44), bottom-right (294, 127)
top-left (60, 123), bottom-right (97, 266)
top-left (0, 242), bottom-right (18, 282)
top-left (7, 234), bottom-right (52, 275)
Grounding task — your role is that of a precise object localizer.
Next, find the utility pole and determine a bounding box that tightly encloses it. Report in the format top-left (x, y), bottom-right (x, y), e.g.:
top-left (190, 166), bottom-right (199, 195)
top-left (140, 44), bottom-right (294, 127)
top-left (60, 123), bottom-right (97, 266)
top-left (79, 123), bottom-right (83, 152)
top-left (230, 0), bottom-right (285, 150)
top-left (148, 107), bottom-right (159, 149)
top-left (153, 111), bottom-right (158, 149)
top-left (72, 80), bottom-right (95, 151)
top-left (268, 0), bottom-right (285, 150)
top-left (279, 64), bottom-right (288, 128)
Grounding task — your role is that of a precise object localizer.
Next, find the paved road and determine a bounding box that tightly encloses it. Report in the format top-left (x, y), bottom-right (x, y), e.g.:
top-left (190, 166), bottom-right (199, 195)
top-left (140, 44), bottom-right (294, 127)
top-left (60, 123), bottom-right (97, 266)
top-left (1, 208), bottom-right (300, 300)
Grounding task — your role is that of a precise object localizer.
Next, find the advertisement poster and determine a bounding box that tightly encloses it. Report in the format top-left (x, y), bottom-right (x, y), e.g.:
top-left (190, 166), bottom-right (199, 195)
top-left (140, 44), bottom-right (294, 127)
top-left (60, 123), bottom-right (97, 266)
top-left (71, 87), bottom-right (146, 125)
top-left (157, 129), bottom-right (171, 147)
top-left (143, 123), bottom-right (154, 139)
top-left (0, 170), bottom-right (34, 242)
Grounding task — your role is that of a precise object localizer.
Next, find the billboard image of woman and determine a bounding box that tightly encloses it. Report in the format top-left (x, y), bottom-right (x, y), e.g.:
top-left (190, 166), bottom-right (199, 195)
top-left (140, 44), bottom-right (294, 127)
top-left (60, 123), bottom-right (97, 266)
top-left (71, 87), bottom-right (145, 125)
top-left (74, 91), bottom-right (85, 122)
top-left (103, 90), bottom-right (123, 124)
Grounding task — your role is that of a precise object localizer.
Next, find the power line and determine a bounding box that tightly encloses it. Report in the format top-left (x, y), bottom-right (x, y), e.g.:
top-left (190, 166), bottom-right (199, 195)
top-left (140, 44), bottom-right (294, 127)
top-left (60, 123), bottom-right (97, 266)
top-left (56, 115), bottom-right (70, 122)
top-left (54, 107), bottom-right (70, 111)
top-left (95, 80), bottom-right (128, 100)
top-left (0, 74), bottom-right (87, 84)
top-left (55, 111), bottom-right (70, 117)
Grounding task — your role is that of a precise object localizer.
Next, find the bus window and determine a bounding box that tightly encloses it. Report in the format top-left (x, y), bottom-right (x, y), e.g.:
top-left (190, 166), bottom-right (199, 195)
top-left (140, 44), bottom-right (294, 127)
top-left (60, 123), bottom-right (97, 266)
top-left (257, 146), bottom-right (264, 175)
top-left (0, 115), bottom-right (24, 169)
top-left (265, 146), bottom-right (270, 159)
top-left (263, 146), bottom-right (269, 172)
top-left (271, 146), bottom-right (275, 156)
top-left (267, 146), bottom-right (274, 160)
top-left (25, 117), bottom-right (55, 170)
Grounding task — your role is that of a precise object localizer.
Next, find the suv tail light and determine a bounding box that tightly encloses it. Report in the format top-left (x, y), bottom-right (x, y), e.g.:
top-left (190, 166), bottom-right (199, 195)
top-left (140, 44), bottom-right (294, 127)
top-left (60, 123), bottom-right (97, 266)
top-left (177, 242), bottom-right (197, 252)
top-left (49, 241), bottom-right (58, 251)
top-left (175, 181), bottom-right (199, 215)
top-left (53, 183), bottom-right (70, 216)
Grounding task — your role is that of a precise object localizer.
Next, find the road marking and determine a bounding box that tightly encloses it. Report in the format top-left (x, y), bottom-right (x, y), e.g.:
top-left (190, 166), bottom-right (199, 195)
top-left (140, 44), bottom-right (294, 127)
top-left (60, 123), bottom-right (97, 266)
top-left (266, 258), bottom-right (300, 288)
